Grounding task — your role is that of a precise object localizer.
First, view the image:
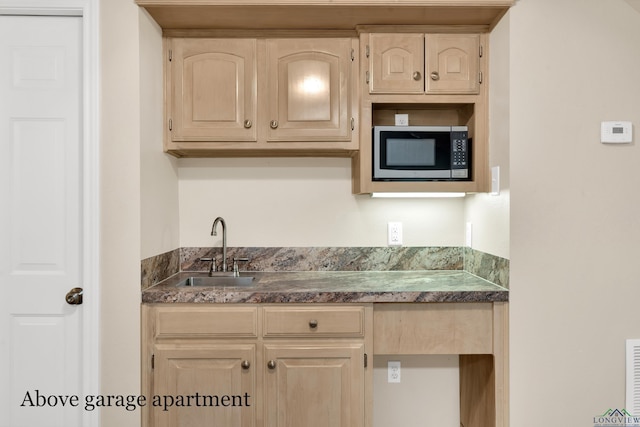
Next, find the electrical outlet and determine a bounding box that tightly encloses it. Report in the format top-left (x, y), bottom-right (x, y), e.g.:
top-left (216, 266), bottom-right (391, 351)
top-left (388, 361), bottom-right (401, 383)
top-left (388, 222), bottom-right (403, 246)
top-left (465, 222), bottom-right (473, 247)
top-left (395, 114), bottom-right (409, 126)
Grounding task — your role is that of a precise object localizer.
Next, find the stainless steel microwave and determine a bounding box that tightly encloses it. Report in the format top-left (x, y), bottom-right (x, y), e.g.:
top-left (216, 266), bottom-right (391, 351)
top-left (373, 125), bottom-right (470, 181)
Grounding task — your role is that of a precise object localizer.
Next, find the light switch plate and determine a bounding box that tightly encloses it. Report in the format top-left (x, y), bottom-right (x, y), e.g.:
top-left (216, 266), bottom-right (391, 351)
top-left (490, 166), bottom-right (500, 195)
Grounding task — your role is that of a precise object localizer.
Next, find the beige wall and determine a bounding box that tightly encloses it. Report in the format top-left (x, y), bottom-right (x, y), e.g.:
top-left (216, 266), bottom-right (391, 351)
top-left (177, 157), bottom-right (466, 248)
top-left (139, 10), bottom-right (179, 260)
top-left (464, 12), bottom-right (510, 260)
top-left (373, 355), bottom-right (460, 427)
top-left (510, 0), bottom-right (640, 425)
top-left (99, 0), bottom-right (142, 425)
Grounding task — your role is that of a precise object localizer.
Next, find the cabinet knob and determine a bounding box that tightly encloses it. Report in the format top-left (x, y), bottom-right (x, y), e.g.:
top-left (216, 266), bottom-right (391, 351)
top-left (243, 119), bottom-right (252, 129)
top-left (430, 71), bottom-right (440, 81)
top-left (270, 120), bottom-right (278, 129)
top-left (267, 360), bottom-right (276, 370)
top-left (412, 71), bottom-right (422, 81)
top-left (241, 360), bottom-right (250, 370)
top-left (308, 319), bottom-right (318, 329)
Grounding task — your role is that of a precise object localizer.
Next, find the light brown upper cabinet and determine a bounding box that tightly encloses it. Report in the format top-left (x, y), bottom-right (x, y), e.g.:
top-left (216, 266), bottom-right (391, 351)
top-left (165, 37), bottom-right (358, 157)
top-left (168, 38), bottom-right (257, 144)
top-left (266, 38), bottom-right (354, 143)
top-left (369, 33), bottom-right (481, 95)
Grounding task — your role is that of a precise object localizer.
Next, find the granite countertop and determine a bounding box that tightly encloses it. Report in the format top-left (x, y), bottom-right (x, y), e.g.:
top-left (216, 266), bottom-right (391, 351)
top-left (142, 270), bottom-right (508, 304)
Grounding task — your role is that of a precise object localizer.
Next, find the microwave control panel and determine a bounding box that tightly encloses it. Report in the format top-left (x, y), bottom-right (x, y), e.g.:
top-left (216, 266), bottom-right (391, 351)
top-left (451, 130), bottom-right (469, 178)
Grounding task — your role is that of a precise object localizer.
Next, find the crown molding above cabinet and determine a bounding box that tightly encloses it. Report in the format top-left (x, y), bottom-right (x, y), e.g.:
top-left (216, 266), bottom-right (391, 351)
top-left (136, 0), bottom-right (514, 31)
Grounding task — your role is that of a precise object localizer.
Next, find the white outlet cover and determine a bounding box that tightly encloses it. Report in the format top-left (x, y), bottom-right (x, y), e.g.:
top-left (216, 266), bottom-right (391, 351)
top-left (394, 114), bottom-right (409, 126)
top-left (388, 360), bottom-right (401, 383)
top-left (387, 222), bottom-right (403, 246)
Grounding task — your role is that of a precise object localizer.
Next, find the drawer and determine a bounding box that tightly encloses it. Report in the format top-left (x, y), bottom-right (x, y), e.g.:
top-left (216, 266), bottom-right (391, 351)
top-left (154, 306), bottom-right (258, 339)
top-left (263, 306), bottom-right (365, 337)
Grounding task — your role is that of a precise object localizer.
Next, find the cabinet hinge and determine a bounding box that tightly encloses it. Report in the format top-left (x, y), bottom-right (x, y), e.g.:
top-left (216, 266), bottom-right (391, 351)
top-left (351, 117), bottom-right (355, 131)
top-left (169, 118), bottom-right (172, 131)
top-left (365, 70), bottom-right (370, 84)
top-left (479, 44), bottom-right (483, 58)
top-left (479, 71), bottom-right (483, 84)
top-left (351, 48), bottom-right (355, 62)
top-left (364, 353), bottom-right (368, 368)
top-left (365, 44), bottom-right (370, 58)
top-left (151, 354), bottom-right (155, 370)
top-left (168, 49), bottom-right (172, 62)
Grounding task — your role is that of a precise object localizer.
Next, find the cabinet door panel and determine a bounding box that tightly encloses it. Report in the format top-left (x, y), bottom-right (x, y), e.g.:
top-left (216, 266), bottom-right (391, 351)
top-left (286, 59), bottom-right (332, 122)
top-left (425, 34), bottom-right (480, 94)
top-left (264, 344), bottom-right (364, 427)
top-left (153, 345), bottom-right (256, 427)
top-left (266, 38), bottom-right (351, 141)
top-left (170, 38), bottom-right (257, 142)
top-left (369, 33), bottom-right (424, 94)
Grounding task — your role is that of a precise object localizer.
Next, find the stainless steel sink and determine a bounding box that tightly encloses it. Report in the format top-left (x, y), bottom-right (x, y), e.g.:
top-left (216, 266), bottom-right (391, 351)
top-left (177, 275), bottom-right (255, 287)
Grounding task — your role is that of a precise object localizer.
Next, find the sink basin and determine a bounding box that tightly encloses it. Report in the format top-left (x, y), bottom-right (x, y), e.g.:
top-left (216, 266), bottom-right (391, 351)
top-left (178, 275), bottom-right (255, 287)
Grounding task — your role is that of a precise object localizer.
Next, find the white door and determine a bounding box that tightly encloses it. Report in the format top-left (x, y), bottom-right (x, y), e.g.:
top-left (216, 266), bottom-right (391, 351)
top-left (0, 15), bottom-right (85, 427)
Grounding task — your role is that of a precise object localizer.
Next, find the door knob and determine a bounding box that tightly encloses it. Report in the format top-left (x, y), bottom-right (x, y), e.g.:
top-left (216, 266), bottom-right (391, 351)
top-left (270, 120), bottom-right (278, 129)
top-left (412, 71), bottom-right (422, 81)
top-left (267, 360), bottom-right (276, 370)
top-left (65, 287), bottom-right (83, 305)
top-left (430, 71), bottom-right (440, 81)
top-left (241, 360), bottom-right (250, 370)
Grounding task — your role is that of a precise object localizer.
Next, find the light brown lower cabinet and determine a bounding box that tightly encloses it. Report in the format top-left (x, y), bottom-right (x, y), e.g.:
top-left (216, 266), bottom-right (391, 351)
top-left (263, 344), bottom-right (364, 427)
top-left (142, 302), bottom-right (508, 427)
top-left (142, 304), bottom-right (371, 427)
top-left (152, 345), bottom-right (257, 427)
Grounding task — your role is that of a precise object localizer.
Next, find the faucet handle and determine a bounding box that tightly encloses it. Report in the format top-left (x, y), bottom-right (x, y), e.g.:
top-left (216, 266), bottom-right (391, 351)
top-left (232, 257), bottom-right (250, 277)
top-left (199, 257), bottom-right (217, 275)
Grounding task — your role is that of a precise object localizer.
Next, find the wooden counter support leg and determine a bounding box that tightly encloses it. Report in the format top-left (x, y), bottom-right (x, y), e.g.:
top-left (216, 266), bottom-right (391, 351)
top-left (493, 302), bottom-right (509, 427)
top-left (459, 301), bottom-right (508, 427)
top-left (459, 354), bottom-right (495, 427)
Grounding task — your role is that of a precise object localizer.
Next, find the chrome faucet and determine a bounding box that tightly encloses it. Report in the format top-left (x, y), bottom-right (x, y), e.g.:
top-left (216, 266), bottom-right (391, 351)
top-left (211, 217), bottom-right (227, 272)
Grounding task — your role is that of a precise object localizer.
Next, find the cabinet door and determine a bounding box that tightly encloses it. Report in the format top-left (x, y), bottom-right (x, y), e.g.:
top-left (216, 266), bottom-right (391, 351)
top-left (369, 33), bottom-right (424, 94)
top-left (153, 345), bottom-right (256, 427)
top-left (263, 343), bottom-right (364, 427)
top-left (266, 38), bottom-right (352, 142)
top-left (425, 34), bottom-right (480, 94)
top-left (170, 38), bottom-right (257, 142)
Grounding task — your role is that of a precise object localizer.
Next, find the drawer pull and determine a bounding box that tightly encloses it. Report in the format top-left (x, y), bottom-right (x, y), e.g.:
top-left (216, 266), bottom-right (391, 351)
top-left (241, 360), bottom-right (250, 370)
top-left (308, 319), bottom-right (318, 329)
top-left (267, 360), bottom-right (276, 370)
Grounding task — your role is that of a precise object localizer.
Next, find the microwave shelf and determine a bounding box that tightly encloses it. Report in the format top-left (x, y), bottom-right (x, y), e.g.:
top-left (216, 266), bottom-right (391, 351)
top-left (353, 101), bottom-right (488, 194)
